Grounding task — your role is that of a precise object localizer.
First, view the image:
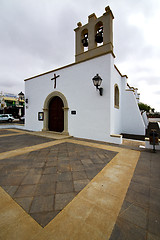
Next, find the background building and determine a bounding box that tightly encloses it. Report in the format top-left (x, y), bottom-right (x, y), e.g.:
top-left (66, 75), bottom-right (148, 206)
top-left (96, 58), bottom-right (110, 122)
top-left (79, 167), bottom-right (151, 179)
top-left (0, 91), bottom-right (25, 118)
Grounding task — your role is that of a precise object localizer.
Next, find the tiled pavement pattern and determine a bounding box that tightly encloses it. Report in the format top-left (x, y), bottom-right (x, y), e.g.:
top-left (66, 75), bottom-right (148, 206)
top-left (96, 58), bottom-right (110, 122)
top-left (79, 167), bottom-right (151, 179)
top-left (0, 141), bottom-right (117, 227)
top-left (0, 128), bottom-right (160, 240)
top-left (110, 150), bottom-right (160, 240)
top-left (0, 133), bottom-right (54, 153)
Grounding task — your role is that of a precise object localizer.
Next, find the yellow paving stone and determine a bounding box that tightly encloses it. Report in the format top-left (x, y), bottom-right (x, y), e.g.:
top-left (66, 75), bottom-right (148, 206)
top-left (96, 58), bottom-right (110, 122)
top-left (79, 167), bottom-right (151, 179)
top-left (26, 131), bottom-right (72, 140)
top-left (105, 165), bottom-right (134, 180)
top-left (6, 129), bottom-right (24, 132)
top-left (0, 187), bottom-right (12, 207)
top-left (0, 187), bottom-right (41, 240)
top-left (100, 166), bottom-right (133, 183)
top-left (31, 211), bottom-right (84, 240)
top-left (85, 205), bottom-right (117, 240)
top-left (0, 127), bottom-right (26, 137)
top-left (90, 180), bottom-right (128, 198)
top-left (0, 139), bottom-right (66, 160)
top-left (65, 195), bottom-right (95, 220)
top-left (4, 129), bottom-right (25, 133)
top-left (0, 132), bottom-right (25, 138)
top-left (79, 186), bottom-right (121, 214)
top-left (116, 149), bottom-right (140, 162)
top-left (71, 222), bottom-right (106, 240)
top-left (66, 138), bottom-right (121, 152)
top-left (0, 215), bottom-right (41, 240)
top-left (0, 203), bottom-right (24, 227)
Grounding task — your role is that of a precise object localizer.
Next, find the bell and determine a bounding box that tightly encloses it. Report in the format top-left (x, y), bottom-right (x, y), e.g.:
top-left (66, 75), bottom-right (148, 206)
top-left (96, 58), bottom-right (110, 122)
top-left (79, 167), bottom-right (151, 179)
top-left (95, 27), bottom-right (103, 43)
top-left (95, 32), bottom-right (103, 43)
top-left (82, 36), bottom-right (88, 47)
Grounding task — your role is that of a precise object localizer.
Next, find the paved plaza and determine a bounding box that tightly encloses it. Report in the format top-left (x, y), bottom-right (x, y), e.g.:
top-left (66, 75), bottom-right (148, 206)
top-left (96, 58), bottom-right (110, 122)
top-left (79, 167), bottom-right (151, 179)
top-left (0, 128), bottom-right (159, 240)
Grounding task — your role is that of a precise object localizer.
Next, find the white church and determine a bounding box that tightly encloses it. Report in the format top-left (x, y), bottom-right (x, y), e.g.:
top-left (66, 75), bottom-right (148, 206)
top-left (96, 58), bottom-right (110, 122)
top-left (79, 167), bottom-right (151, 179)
top-left (24, 6), bottom-right (146, 144)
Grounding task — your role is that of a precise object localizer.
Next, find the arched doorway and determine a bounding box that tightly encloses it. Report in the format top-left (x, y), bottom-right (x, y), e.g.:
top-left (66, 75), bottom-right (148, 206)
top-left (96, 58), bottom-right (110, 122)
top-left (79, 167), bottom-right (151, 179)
top-left (49, 96), bottom-right (64, 132)
top-left (43, 91), bottom-right (69, 134)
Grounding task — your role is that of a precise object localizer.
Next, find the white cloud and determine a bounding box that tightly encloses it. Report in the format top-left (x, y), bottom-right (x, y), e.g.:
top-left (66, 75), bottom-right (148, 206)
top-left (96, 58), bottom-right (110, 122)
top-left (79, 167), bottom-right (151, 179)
top-left (0, 0), bottom-right (159, 111)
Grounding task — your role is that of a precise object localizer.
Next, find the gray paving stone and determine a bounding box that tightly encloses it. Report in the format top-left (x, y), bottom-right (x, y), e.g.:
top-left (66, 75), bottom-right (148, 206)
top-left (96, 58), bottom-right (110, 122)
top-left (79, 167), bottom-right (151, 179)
top-left (71, 164), bottom-right (85, 171)
top-left (85, 169), bottom-right (99, 179)
top-left (30, 211), bottom-right (60, 228)
top-left (149, 187), bottom-right (160, 215)
top-left (43, 167), bottom-right (57, 174)
top-left (74, 179), bottom-right (90, 192)
top-left (151, 176), bottom-right (160, 189)
top-left (110, 217), bottom-right (147, 240)
top-left (57, 172), bottom-right (72, 182)
top-left (81, 159), bottom-right (94, 167)
top-left (46, 160), bottom-right (57, 167)
top-left (58, 164), bottom-right (71, 172)
top-left (131, 174), bottom-right (150, 186)
top-left (55, 192), bottom-right (76, 211)
top-left (56, 181), bottom-right (74, 194)
top-left (148, 210), bottom-right (160, 237)
top-left (21, 174), bottom-right (41, 185)
top-left (39, 174), bottom-right (57, 184)
top-left (0, 175), bottom-right (24, 186)
top-left (27, 168), bottom-right (43, 175)
top-left (0, 134), bottom-right (54, 153)
top-left (128, 181), bottom-right (150, 196)
top-left (119, 204), bottom-right (148, 229)
top-left (147, 232), bottom-right (160, 240)
top-left (119, 200), bottom-right (132, 215)
top-left (125, 188), bottom-right (150, 209)
top-left (14, 185), bottom-right (37, 198)
top-left (2, 185), bottom-right (19, 197)
top-left (30, 195), bottom-right (54, 213)
top-left (34, 183), bottom-right (56, 196)
top-left (72, 171), bottom-right (88, 180)
top-left (14, 197), bottom-right (33, 212)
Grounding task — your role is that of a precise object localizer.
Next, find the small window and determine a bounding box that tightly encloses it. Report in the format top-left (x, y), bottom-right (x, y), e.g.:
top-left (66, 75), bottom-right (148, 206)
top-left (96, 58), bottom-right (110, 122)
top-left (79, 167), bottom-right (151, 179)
top-left (114, 85), bottom-right (119, 108)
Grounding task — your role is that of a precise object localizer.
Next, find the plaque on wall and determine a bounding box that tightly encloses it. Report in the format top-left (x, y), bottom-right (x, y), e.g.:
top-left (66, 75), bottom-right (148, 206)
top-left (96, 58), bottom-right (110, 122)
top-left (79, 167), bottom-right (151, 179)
top-left (38, 112), bottom-right (44, 121)
top-left (71, 110), bottom-right (76, 115)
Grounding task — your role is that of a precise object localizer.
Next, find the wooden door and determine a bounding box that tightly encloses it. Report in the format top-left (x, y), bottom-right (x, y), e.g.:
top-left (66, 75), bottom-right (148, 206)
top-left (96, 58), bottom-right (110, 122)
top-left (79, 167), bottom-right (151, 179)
top-left (49, 96), bottom-right (64, 132)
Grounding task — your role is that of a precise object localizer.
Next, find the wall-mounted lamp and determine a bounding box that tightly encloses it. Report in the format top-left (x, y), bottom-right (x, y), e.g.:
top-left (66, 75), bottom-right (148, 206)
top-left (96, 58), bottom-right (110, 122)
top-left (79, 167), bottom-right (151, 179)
top-left (25, 98), bottom-right (28, 104)
top-left (92, 74), bottom-right (103, 96)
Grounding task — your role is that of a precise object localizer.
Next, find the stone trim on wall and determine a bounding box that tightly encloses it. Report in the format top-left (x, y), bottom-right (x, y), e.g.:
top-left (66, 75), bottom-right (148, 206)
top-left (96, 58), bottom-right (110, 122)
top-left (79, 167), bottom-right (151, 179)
top-left (42, 91), bottom-right (69, 134)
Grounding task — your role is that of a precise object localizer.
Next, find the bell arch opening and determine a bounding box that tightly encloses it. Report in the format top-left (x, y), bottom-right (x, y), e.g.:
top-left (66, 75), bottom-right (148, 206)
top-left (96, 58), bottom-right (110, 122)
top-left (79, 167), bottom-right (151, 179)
top-left (95, 21), bottom-right (103, 47)
top-left (81, 28), bottom-right (88, 52)
top-left (43, 91), bottom-right (69, 134)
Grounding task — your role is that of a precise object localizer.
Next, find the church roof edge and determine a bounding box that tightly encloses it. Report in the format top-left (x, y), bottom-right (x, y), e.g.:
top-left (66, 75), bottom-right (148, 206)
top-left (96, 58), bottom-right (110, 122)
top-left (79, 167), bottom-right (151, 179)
top-left (24, 62), bottom-right (77, 81)
top-left (24, 52), bottom-right (114, 82)
top-left (114, 65), bottom-right (128, 78)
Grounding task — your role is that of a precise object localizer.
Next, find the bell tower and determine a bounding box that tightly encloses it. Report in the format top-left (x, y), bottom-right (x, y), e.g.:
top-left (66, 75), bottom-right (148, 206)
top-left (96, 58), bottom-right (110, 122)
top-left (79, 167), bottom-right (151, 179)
top-left (74, 6), bottom-right (114, 63)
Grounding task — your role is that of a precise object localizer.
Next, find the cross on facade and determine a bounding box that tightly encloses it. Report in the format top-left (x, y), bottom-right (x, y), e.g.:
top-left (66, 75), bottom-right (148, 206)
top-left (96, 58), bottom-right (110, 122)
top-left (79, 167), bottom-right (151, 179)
top-left (51, 73), bottom-right (60, 88)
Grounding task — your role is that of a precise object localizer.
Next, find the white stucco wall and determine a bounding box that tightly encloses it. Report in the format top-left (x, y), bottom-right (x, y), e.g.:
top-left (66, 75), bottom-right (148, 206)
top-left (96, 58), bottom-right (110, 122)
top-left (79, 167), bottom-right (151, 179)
top-left (25, 54), bottom-right (122, 143)
top-left (121, 89), bottom-right (145, 135)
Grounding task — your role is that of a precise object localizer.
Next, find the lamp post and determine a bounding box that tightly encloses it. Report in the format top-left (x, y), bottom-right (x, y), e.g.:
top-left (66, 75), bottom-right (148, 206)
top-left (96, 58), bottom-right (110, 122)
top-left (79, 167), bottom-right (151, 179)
top-left (92, 74), bottom-right (103, 96)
